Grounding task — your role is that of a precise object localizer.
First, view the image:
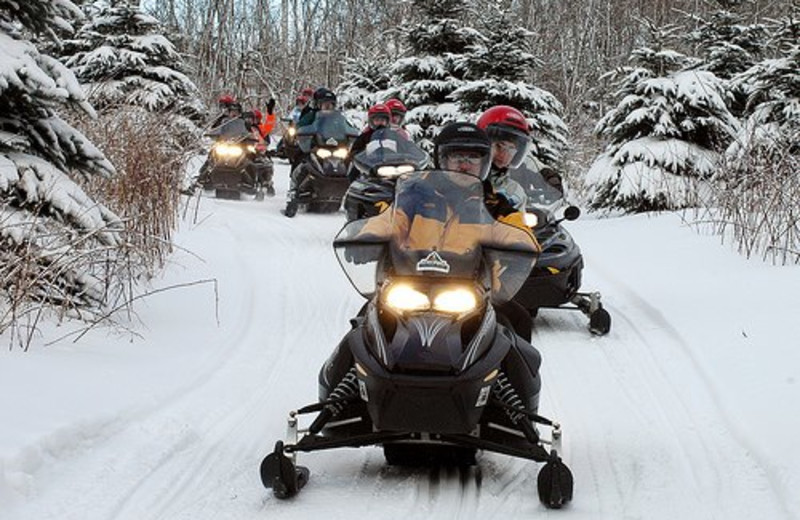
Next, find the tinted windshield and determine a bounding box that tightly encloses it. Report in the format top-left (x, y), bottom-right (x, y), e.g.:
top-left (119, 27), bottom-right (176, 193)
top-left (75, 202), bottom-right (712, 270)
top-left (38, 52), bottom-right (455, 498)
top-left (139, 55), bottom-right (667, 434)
top-left (208, 118), bottom-right (250, 139)
top-left (334, 170), bottom-right (537, 303)
top-left (509, 163), bottom-right (564, 208)
top-left (297, 111), bottom-right (359, 150)
top-left (353, 128), bottom-right (429, 172)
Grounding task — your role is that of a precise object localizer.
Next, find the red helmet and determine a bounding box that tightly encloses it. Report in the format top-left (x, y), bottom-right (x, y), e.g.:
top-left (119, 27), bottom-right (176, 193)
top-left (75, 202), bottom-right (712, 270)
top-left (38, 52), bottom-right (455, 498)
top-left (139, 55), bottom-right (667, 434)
top-left (253, 109), bottom-right (263, 122)
top-left (367, 103), bottom-right (392, 129)
top-left (218, 94), bottom-right (235, 107)
top-left (301, 87), bottom-right (314, 97)
top-left (476, 105), bottom-right (531, 169)
top-left (385, 98), bottom-right (407, 118)
top-left (295, 95), bottom-right (309, 105)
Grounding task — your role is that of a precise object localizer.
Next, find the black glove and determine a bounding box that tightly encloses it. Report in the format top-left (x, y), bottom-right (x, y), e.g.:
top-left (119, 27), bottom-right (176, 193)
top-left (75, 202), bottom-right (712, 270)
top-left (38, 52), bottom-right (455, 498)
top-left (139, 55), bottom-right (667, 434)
top-left (266, 98), bottom-right (276, 115)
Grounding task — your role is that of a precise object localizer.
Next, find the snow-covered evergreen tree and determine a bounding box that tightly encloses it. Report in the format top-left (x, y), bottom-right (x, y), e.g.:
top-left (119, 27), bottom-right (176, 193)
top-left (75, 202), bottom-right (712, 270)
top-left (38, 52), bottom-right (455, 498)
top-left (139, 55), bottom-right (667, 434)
top-left (378, 0), bottom-right (480, 149)
top-left (586, 22), bottom-right (739, 213)
top-left (336, 55), bottom-right (393, 128)
top-left (450, 0), bottom-right (568, 168)
top-left (1, 0), bottom-right (122, 312)
top-left (729, 42), bottom-right (800, 157)
top-left (56, 0), bottom-right (205, 132)
top-left (684, 3), bottom-right (768, 117)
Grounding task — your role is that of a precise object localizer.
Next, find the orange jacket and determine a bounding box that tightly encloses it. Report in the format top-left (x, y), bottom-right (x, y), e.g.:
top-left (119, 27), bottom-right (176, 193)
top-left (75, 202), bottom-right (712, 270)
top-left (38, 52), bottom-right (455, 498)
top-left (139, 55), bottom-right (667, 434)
top-left (258, 113), bottom-right (276, 140)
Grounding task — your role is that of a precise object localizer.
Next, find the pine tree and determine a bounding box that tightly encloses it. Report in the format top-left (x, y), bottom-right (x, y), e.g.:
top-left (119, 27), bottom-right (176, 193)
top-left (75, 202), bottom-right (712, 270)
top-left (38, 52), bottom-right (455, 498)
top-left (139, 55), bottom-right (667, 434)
top-left (450, 0), bottom-right (568, 168)
top-left (336, 55), bottom-right (393, 128)
top-left (377, 0), bottom-right (480, 149)
top-left (730, 43), bottom-right (800, 156)
top-left (57, 0), bottom-right (205, 132)
top-left (684, 3), bottom-right (768, 117)
top-left (585, 21), bottom-right (739, 213)
top-left (1, 0), bottom-right (122, 315)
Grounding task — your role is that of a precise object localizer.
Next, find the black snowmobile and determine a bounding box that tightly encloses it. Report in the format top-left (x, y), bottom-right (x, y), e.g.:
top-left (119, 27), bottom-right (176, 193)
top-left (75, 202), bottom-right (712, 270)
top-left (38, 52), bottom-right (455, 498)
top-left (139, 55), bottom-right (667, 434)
top-left (343, 127), bottom-right (429, 221)
top-left (260, 170), bottom-right (574, 509)
top-left (201, 117), bottom-right (274, 200)
top-left (509, 163), bottom-right (611, 335)
top-left (284, 111), bottom-right (360, 217)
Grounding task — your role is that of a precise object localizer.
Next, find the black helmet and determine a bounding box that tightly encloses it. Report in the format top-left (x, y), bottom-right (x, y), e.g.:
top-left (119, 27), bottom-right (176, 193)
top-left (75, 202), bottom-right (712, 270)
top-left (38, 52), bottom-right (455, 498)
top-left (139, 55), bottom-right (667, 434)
top-left (433, 122), bottom-right (492, 180)
top-left (313, 87), bottom-right (337, 108)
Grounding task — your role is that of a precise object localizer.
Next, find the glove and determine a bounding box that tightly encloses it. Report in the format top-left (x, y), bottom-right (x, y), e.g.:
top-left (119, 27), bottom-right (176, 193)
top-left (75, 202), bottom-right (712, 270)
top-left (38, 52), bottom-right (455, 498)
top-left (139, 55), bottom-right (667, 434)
top-left (266, 98), bottom-right (276, 115)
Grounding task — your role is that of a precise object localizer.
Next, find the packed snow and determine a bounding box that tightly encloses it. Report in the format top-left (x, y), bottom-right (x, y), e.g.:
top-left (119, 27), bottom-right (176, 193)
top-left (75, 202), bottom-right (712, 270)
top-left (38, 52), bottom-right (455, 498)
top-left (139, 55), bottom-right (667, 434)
top-left (1, 161), bottom-right (799, 519)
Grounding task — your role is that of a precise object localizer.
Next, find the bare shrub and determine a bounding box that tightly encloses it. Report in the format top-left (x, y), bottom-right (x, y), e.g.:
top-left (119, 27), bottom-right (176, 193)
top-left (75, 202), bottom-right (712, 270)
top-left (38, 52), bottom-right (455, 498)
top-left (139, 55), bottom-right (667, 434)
top-left (75, 108), bottom-right (199, 273)
top-left (692, 136), bottom-right (799, 264)
top-left (1, 109), bottom-right (200, 348)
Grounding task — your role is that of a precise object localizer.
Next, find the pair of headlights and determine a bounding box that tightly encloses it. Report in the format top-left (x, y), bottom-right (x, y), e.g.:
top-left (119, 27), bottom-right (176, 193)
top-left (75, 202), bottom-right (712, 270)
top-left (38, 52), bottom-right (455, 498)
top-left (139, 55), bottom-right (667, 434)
top-left (214, 143), bottom-right (255, 158)
top-left (376, 164), bottom-right (415, 178)
top-left (316, 147), bottom-right (349, 160)
top-left (383, 283), bottom-right (479, 314)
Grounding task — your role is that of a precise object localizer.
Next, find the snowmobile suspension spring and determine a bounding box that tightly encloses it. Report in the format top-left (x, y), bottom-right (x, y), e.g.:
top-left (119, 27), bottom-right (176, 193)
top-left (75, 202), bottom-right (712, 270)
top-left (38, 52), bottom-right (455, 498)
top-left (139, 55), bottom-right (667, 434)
top-left (492, 372), bottom-right (526, 424)
top-left (326, 368), bottom-right (359, 416)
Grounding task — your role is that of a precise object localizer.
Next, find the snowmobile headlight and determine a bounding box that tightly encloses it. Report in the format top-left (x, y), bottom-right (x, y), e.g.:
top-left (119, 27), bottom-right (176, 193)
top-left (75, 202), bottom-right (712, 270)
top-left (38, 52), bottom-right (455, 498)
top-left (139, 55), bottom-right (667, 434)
top-left (524, 212), bottom-right (538, 228)
top-left (316, 148), bottom-right (333, 159)
top-left (214, 143), bottom-right (244, 158)
top-left (432, 288), bottom-right (478, 314)
top-left (384, 284), bottom-right (430, 312)
top-left (333, 147), bottom-right (349, 159)
top-left (377, 164), bottom-right (414, 178)
top-left (288, 127), bottom-right (297, 137)
top-left (247, 144), bottom-right (257, 153)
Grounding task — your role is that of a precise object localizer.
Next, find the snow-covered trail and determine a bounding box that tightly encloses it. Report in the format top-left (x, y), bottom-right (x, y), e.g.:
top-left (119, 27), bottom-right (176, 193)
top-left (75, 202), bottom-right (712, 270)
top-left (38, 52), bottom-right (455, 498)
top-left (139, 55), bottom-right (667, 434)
top-left (2, 163), bottom-right (797, 520)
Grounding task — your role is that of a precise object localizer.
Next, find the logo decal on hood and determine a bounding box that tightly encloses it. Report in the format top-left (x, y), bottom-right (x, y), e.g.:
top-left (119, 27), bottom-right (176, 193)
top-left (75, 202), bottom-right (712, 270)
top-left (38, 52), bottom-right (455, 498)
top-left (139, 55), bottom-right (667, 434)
top-left (416, 251), bottom-right (450, 273)
top-left (325, 137), bottom-right (338, 146)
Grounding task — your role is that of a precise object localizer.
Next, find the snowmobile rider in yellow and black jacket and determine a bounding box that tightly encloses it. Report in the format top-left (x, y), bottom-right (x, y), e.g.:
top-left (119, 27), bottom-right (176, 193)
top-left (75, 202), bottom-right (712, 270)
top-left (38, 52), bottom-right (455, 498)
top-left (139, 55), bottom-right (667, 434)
top-left (432, 122), bottom-right (538, 341)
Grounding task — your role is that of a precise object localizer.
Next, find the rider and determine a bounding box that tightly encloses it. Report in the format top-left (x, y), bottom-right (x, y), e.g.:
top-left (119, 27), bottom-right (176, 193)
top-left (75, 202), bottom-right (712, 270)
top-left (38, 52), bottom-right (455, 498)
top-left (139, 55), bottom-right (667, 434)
top-left (385, 98), bottom-right (410, 139)
top-left (289, 95), bottom-right (309, 123)
top-left (433, 122), bottom-right (538, 342)
top-left (256, 98), bottom-right (277, 144)
top-left (475, 105), bottom-right (534, 211)
top-left (347, 103), bottom-right (392, 181)
top-left (297, 87), bottom-right (337, 127)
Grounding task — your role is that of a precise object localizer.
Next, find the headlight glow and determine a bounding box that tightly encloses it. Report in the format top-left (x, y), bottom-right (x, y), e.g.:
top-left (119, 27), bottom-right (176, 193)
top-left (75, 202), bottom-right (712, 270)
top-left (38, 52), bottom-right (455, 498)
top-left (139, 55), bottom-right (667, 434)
top-left (316, 148), bottom-right (333, 159)
top-left (333, 147), bottom-right (348, 159)
top-left (214, 144), bottom-right (244, 158)
top-left (384, 284), bottom-right (430, 312)
top-left (432, 288), bottom-right (478, 314)
top-left (377, 166), bottom-right (400, 178)
top-left (524, 212), bottom-right (538, 228)
top-left (377, 164), bottom-right (414, 178)
top-left (288, 127), bottom-right (297, 137)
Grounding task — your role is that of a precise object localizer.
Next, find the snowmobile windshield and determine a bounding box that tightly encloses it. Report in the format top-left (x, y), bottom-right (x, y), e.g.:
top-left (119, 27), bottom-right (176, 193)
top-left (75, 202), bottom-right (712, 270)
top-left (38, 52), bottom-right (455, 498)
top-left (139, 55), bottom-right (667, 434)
top-left (353, 128), bottom-right (429, 177)
top-left (297, 111), bottom-right (359, 153)
top-left (208, 118), bottom-right (252, 140)
top-left (509, 163), bottom-right (564, 209)
top-left (334, 170), bottom-right (538, 304)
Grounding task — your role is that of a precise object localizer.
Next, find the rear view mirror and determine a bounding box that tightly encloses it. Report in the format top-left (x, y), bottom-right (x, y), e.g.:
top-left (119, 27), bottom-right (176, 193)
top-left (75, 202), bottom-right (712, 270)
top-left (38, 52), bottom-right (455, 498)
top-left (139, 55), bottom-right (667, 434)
top-left (563, 206), bottom-right (580, 221)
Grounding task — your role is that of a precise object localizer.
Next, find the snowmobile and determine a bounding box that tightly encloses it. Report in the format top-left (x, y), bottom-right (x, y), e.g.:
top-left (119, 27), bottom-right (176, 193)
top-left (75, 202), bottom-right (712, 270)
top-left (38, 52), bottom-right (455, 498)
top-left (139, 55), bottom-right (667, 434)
top-left (284, 111), bottom-right (360, 217)
top-left (261, 170), bottom-right (574, 509)
top-left (509, 162), bottom-right (611, 335)
top-left (343, 127), bottom-right (429, 221)
top-left (201, 118), bottom-right (274, 200)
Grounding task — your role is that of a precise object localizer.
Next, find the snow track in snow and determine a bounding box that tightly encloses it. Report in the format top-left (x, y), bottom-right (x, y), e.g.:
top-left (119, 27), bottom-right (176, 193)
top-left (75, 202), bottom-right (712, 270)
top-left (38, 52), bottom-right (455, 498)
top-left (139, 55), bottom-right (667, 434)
top-left (3, 164), bottom-right (796, 519)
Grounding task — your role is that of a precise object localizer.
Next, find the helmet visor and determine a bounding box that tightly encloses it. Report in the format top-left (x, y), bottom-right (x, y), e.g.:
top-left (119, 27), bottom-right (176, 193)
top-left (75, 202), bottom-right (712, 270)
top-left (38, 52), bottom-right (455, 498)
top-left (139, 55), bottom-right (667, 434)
top-left (438, 144), bottom-right (491, 180)
top-left (486, 125), bottom-right (530, 169)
